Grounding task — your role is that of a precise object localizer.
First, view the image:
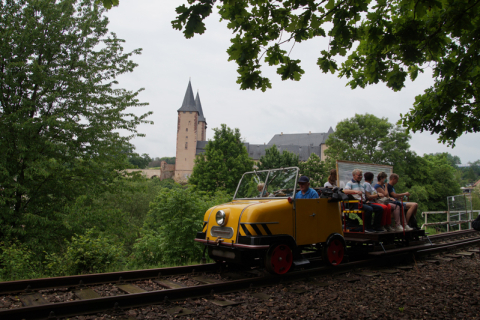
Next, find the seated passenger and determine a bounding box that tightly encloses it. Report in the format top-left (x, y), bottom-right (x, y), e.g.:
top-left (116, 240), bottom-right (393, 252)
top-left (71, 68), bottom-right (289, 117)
top-left (387, 173), bottom-right (419, 230)
top-left (343, 169), bottom-right (384, 233)
top-left (324, 169), bottom-right (337, 188)
top-left (364, 172), bottom-right (394, 232)
top-left (296, 176), bottom-right (319, 199)
top-left (257, 183), bottom-right (268, 197)
top-left (375, 172), bottom-right (409, 232)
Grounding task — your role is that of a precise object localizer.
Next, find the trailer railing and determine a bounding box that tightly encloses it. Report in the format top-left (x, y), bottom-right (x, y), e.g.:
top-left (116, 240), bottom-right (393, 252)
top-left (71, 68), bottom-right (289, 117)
top-left (421, 210), bottom-right (480, 232)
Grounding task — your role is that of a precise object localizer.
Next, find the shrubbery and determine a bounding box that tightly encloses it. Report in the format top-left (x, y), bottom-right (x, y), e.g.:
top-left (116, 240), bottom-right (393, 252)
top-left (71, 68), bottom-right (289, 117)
top-left (133, 187), bottom-right (231, 265)
top-left (0, 240), bottom-right (42, 281)
top-left (45, 229), bottom-right (124, 276)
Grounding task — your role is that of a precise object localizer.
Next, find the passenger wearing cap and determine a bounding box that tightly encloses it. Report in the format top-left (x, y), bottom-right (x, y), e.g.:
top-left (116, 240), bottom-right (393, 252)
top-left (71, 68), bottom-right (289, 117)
top-left (295, 176), bottom-right (319, 199)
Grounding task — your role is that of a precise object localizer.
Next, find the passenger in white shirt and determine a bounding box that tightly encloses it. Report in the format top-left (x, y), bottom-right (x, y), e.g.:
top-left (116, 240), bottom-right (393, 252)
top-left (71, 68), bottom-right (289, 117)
top-left (324, 169), bottom-right (337, 188)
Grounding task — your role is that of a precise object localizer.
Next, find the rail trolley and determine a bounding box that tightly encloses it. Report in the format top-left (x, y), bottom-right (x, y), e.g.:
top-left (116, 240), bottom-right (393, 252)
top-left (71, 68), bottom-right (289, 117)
top-left (194, 167), bottom-right (347, 275)
top-left (194, 166), bottom-right (429, 275)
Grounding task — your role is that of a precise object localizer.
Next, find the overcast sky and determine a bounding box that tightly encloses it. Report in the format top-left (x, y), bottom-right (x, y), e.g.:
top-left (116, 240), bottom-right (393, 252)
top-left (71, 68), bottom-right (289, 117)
top-left (105, 1), bottom-right (479, 164)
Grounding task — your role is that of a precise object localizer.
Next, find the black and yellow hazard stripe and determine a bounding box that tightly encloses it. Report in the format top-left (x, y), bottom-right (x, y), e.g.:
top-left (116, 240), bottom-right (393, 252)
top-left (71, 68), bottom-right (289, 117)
top-left (239, 223), bottom-right (273, 236)
top-left (202, 222), bottom-right (208, 232)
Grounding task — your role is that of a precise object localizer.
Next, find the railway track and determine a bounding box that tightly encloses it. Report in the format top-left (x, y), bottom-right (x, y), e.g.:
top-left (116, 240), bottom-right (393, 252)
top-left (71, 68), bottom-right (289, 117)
top-left (1, 230), bottom-right (479, 320)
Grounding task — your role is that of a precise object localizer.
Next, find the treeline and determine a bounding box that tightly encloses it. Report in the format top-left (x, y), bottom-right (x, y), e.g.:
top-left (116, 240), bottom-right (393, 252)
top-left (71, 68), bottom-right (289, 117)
top-left (127, 155), bottom-right (176, 169)
top-left (188, 115), bottom-right (480, 235)
top-left (0, 176), bottom-right (230, 281)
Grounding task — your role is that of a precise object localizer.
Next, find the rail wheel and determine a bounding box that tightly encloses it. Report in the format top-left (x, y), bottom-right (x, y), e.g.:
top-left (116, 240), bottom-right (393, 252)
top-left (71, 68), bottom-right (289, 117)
top-left (323, 234), bottom-right (345, 266)
top-left (265, 243), bottom-right (293, 275)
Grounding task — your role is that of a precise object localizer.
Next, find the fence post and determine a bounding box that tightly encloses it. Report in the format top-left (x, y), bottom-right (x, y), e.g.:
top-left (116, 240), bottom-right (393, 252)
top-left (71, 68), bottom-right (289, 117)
top-left (424, 212), bottom-right (428, 231)
top-left (463, 194), bottom-right (469, 230)
top-left (447, 200), bottom-right (451, 232)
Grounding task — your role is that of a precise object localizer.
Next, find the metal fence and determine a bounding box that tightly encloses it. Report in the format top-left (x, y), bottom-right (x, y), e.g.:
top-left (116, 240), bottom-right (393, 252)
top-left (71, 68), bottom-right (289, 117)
top-left (422, 194), bottom-right (479, 231)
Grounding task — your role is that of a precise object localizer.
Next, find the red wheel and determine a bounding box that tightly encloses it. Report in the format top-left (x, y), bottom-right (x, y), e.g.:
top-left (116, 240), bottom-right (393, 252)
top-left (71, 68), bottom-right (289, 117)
top-left (323, 234), bottom-right (345, 266)
top-left (265, 244), bottom-right (293, 275)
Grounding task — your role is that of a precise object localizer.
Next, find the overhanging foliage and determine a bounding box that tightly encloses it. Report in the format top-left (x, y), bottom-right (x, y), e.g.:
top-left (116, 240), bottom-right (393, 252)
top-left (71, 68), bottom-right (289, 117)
top-left (168, 0), bottom-right (479, 145)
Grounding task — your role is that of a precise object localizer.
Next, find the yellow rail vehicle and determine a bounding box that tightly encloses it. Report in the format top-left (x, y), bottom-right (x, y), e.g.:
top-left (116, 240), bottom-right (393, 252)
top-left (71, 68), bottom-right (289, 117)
top-left (194, 167), bottom-right (345, 275)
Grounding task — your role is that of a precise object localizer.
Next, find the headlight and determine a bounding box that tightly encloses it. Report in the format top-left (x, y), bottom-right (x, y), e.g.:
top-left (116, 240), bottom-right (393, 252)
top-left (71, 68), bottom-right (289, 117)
top-left (216, 210), bottom-right (227, 226)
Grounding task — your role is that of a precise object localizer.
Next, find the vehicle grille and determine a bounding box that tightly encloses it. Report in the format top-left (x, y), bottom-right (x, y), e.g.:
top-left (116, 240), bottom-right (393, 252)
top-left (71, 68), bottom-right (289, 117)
top-left (210, 226), bottom-right (234, 238)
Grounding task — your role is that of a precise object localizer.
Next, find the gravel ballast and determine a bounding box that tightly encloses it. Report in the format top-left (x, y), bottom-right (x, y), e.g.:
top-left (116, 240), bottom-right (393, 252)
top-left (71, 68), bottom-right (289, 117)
top-left (61, 254), bottom-right (480, 319)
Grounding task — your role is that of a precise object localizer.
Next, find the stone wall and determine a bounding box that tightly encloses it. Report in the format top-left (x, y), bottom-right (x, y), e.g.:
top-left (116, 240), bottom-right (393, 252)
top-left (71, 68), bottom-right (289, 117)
top-left (125, 161), bottom-right (175, 180)
top-left (124, 168), bottom-right (162, 179)
top-left (160, 161), bottom-right (175, 180)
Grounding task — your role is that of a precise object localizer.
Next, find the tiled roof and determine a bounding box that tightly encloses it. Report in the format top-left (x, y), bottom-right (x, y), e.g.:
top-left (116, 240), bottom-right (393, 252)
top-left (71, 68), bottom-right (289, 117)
top-left (267, 129), bottom-right (333, 146)
top-left (177, 80), bottom-right (198, 113)
top-left (196, 142), bottom-right (322, 161)
top-left (195, 92), bottom-right (206, 122)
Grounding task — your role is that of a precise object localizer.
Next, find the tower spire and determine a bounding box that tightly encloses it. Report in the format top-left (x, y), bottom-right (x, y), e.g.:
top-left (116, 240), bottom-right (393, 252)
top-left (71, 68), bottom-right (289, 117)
top-left (195, 91), bottom-right (206, 122)
top-left (177, 80), bottom-right (197, 112)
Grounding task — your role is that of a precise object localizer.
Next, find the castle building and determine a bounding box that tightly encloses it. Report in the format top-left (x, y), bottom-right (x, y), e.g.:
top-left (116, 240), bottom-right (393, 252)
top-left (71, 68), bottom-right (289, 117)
top-left (174, 80), bottom-right (333, 181)
top-left (174, 80), bottom-right (207, 181)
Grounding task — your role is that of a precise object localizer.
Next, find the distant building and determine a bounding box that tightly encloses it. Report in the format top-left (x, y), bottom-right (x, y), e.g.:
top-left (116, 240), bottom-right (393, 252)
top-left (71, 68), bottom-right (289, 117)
top-left (174, 80), bottom-right (207, 181)
top-left (173, 80), bottom-right (334, 181)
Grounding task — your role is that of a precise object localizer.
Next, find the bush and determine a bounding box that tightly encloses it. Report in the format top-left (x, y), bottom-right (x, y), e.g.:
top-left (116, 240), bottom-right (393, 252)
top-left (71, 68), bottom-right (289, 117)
top-left (45, 229), bottom-right (124, 276)
top-left (133, 188), bottom-right (231, 266)
top-left (64, 177), bottom-right (169, 255)
top-left (131, 230), bottom-right (164, 266)
top-left (0, 240), bottom-right (41, 281)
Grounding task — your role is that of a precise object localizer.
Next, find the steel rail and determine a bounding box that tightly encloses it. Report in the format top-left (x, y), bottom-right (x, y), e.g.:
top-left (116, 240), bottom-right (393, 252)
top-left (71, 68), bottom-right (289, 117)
top-left (0, 259), bottom-right (375, 320)
top-left (0, 263), bottom-right (218, 295)
top-left (416, 237), bottom-right (480, 254)
top-left (1, 232), bottom-right (479, 320)
top-left (427, 229), bottom-right (477, 240)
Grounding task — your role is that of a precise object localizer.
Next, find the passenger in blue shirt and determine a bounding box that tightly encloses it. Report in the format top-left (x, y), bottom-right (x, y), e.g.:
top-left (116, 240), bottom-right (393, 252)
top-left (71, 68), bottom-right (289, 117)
top-left (295, 176), bottom-right (319, 199)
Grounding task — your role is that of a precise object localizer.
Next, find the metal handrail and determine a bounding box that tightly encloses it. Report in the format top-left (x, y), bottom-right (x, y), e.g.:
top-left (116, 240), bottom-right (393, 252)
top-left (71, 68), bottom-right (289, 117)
top-left (421, 210), bottom-right (480, 231)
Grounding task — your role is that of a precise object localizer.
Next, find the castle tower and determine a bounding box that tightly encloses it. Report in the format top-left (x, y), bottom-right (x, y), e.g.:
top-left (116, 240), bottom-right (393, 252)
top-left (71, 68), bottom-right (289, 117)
top-left (175, 80), bottom-right (199, 181)
top-left (195, 91), bottom-right (207, 142)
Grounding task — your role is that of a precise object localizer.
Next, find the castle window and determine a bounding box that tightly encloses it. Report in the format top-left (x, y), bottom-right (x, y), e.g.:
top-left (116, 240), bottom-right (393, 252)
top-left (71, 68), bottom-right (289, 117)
top-left (185, 142), bottom-right (188, 149)
top-left (186, 136), bottom-right (188, 139)
top-left (186, 128), bottom-right (188, 132)
top-left (183, 112), bottom-right (185, 114)
top-left (189, 112), bottom-right (192, 114)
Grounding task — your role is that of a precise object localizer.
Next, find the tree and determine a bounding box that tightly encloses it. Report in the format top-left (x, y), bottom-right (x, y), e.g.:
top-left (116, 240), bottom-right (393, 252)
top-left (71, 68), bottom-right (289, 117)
top-left (257, 144), bottom-right (299, 170)
top-left (299, 153), bottom-right (327, 188)
top-left (324, 114), bottom-right (411, 167)
top-left (128, 153), bottom-right (152, 169)
top-left (404, 154), bottom-right (461, 213)
top-left (460, 160), bottom-right (480, 185)
top-left (148, 157), bottom-right (175, 167)
top-left (0, 0), bottom-right (150, 244)
top-left (321, 113), bottom-right (463, 213)
top-left (472, 185), bottom-right (480, 211)
top-left (189, 124), bottom-right (253, 193)
top-left (134, 187), bottom-right (231, 265)
top-left (429, 153), bottom-right (461, 169)
top-left (166, 0), bottom-right (480, 145)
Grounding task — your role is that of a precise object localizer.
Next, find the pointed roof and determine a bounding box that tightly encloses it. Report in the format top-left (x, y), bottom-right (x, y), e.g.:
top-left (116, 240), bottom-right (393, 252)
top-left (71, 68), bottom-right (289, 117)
top-left (327, 126), bottom-right (334, 134)
top-left (195, 91), bottom-right (206, 122)
top-left (177, 80), bottom-right (198, 112)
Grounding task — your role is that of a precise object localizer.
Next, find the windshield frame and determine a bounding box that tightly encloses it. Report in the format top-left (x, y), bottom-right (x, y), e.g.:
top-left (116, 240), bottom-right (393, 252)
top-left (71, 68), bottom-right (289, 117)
top-left (233, 167), bottom-right (300, 200)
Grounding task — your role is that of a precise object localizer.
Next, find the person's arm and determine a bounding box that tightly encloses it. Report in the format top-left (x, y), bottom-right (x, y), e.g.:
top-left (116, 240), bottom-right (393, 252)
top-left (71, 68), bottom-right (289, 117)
top-left (390, 190), bottom-right (410, 198)
top-left (366, 191), bottom-right (384, 200)
top-left (343, 188), bottom-right (362, 195)
top-left (375, 186), bottom-right (387, 198)
top-left (387, 184), bottom-right (409, 199)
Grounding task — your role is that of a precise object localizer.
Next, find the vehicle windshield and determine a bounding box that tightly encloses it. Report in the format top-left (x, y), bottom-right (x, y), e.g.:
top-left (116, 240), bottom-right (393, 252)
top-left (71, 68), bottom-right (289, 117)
top-left (234, 167), bottom-right (299, 199)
